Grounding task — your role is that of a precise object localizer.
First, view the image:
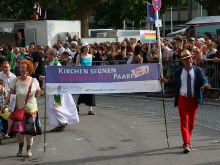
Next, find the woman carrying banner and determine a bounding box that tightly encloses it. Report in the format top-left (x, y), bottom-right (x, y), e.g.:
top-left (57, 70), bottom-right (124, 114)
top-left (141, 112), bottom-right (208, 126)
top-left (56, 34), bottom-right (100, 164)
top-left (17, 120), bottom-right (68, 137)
top-left (41, 48), bottom-right (79, 132)
top-left (75, 42), bottom-right (96, 115)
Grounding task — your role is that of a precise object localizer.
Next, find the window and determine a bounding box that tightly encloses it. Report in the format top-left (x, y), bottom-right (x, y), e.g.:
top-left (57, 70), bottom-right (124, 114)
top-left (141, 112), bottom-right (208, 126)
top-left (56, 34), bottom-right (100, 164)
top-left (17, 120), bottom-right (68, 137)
top-left (192, 0), bottom-right (199, 10)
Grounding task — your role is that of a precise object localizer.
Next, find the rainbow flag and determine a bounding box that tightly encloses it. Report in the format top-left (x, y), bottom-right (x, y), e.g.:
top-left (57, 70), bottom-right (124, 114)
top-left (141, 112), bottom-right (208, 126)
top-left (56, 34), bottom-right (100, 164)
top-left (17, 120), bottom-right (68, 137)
top-left (145, 31), bottom-right (156, 43)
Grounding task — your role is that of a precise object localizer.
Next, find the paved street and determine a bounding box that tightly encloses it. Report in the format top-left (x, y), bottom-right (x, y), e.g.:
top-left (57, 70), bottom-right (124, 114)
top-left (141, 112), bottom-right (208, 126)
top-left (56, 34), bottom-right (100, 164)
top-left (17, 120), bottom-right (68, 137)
top-left (0, 94), bottom-right (220, 165)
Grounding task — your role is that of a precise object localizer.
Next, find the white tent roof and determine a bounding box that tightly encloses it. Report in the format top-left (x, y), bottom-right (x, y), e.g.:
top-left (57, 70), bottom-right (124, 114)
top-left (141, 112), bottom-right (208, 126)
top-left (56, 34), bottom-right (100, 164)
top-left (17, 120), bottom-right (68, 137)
top-left (166, 28), bottom-right (187, 37)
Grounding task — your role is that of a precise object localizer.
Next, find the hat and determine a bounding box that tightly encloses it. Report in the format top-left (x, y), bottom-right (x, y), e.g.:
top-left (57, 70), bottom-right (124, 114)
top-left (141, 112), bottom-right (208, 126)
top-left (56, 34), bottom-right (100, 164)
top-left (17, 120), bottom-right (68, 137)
top-left (63, 42), bottom-right (70, 47)
top-left (179, 50), bottom-right (193, 61)
top-left (190, 37), bottom-right (195, 41)
top-left (70, 41), bottom-right (78, 45)
top-left (82, 42), bottom-right (89, 47)
top-left (197, 38), bottom-right (205, 42)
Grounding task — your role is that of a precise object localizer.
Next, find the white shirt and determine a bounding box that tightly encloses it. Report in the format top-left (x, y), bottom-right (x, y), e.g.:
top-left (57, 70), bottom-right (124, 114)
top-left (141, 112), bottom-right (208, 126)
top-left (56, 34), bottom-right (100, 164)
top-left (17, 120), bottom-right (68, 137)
top-left (58, 47), bottom-right (65, 55)
top-left (180, 68), bottom-right (195, 95)
top-left (162, 46), bottom-right (172, 58)
top-left (0, 71), bottom-right (16, 94)
top-left (206, 49), bottom-right (217, 57)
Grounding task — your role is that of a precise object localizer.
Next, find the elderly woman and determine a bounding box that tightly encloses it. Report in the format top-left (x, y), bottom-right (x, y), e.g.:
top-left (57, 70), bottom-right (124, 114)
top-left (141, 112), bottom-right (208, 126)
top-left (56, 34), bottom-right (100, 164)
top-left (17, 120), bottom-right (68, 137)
top-left (1, 60), bottom-right (43, 158)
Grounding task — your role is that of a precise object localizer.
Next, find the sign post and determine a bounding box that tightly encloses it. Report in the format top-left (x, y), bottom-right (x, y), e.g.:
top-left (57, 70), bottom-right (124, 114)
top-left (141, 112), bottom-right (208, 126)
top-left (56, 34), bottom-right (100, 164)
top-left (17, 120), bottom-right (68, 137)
top-left (152, 0), bottom-right (170, 148)
top-left (152, 0), bottom-right (162, 70)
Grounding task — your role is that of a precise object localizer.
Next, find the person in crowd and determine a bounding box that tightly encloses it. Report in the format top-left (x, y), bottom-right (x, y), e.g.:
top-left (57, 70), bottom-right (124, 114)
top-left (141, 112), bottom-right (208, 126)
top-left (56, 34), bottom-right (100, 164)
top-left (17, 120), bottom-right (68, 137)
top-left (29, 42), bottom-right (36, 49)
top-left (25, 47), bottom-right (34, 62)
top-left (72, 45), bottom-right (80, 65)
top-left (101, 45), bottom-right (112, 65)
top-left (160, 42), bottom-right (172, 88)
top-left (195, 40), bottom-right (204, 55)
top-left (0, 61), bottom-right (17, 137)
top-left (111, 42), bottom-right (122, 59)
top-left (125, 44), bottom-right (134, 63)
top-left (57, 40), bottom-right (65, 56)
top-left (41, 48), bottom-right (79, 132)
top-left (91, 45), bottom-right (102, 65)
top-left (63, 42), bottom-right (72, 55)
top-left (59, 51), bottom-right (72, 66)
top-left (5, 45), bottom-right (16, 74)
top-left (0, 56), bottom-right (6, 72)
top-left (121, 40), bottom-right (127, 48)
top-left (192, 47), bottom-right (201, 66)
top-left (1, 60), bottom-right (43, 157)
top-left (13, 47), bottom-right (20, 76)
top-left (0, 50), bottom-right (6, 59)
top-left (211, 45), bottom-right (220, 98)
top-left (182, 38), bottom-right (187, 45)
top-left (132, 44), bottom-right (142, 64)
top-left (0, 79), bottom-right (10, 138)
top-left (171, 41), bottom-right (182, 61)
top-left (123, 38), bottom-right (130, 45)
top-left (130, 38), bottom-right (137, 49)
top-left (0, 61), bottom-right (16, 94)
top-left (201, 45), bottom-right (208, 59)
top-left (15, 32), bottom-right (25, 47)
top-left (18, 47), bottom-right (28, 63)
top-left (140, 49), bottom-right (148, 63)
top-left (75, 42), bottom-right (96, 115)
top-left (188, 37), bottom-right (196, 49)
top-left (70, 41), bottom-right (78, 60)
top-left (205, 41), bottom-right (217, 81)
top-left (183, 43), bottom-right (193, 52)
top-left (148, 48), bottom-right (159, 63)
top-left (32, 45), bottom-right (45, 88)
top-left (160, 50), bottom-right (211, 154)
top-left (203, 32), bottom-right (212, 43)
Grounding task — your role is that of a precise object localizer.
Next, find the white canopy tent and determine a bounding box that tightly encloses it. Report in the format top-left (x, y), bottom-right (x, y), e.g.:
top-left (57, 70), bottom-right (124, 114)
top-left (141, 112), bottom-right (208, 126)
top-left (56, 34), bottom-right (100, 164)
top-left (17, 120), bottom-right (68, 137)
top-left (166, 28), bottom-right (187, 37)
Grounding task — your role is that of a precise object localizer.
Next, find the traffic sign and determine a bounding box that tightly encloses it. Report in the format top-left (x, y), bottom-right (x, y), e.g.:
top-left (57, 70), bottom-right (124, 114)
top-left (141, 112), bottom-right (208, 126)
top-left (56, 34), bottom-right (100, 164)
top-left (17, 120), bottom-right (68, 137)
top-left (147, 4), bottom-right (160, 24)
top-left (152, 0), bottom-right (162, 11)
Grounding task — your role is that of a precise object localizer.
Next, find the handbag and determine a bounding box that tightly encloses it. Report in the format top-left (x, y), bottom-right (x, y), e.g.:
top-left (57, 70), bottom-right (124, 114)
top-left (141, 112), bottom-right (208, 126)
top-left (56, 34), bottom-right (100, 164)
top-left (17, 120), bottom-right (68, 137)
top-left (9, 78), bottom-right (33, 122)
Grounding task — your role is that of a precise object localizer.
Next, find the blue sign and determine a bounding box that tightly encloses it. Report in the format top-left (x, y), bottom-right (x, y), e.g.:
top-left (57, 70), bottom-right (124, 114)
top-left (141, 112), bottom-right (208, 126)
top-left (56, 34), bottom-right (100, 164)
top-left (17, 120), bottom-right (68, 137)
top-left (148, 4), bottom-right (160, 24)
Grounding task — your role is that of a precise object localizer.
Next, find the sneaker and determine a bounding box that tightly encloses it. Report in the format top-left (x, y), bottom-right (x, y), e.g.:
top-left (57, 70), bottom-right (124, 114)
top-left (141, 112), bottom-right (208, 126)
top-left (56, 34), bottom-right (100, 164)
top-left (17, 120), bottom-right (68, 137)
top-left (183, 145), bottom-right (190, 154)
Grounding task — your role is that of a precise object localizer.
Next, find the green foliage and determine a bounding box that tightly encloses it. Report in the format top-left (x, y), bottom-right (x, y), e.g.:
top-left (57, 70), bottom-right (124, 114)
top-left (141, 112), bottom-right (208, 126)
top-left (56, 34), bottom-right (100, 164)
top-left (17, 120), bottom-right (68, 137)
top-left (0, 0), bottom-right (56, 20)
top-left (93, 0), bottom-right (149, 29)
top-left (59, 0), bottom-right (76, 20)
top-left (93, 0), bottom-right (188, 29)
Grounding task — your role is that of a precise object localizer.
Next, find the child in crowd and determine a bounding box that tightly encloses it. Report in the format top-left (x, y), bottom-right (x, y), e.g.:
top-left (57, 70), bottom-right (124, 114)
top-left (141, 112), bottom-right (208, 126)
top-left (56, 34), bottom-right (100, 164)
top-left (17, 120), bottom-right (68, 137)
top-left (0, 79), bottom-right (10, 138)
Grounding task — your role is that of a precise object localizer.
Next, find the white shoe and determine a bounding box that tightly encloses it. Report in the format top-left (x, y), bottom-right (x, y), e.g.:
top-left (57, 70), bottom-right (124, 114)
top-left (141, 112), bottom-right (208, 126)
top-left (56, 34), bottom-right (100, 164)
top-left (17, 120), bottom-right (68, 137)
top-left (183, 145), bottom-right (190, 154)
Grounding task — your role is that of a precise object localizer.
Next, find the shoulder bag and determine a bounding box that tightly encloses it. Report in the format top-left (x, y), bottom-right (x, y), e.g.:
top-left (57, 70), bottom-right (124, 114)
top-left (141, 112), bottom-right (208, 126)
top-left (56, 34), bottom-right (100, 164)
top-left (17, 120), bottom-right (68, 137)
top-left (9, 78), bottom-right (33, 122)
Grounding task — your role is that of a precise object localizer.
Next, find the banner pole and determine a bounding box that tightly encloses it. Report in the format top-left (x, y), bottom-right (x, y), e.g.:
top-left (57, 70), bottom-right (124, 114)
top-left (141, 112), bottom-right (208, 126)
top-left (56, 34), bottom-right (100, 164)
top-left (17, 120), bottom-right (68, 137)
top-left (44, 70), bottom-right (47, 152)
top-left (156, 9), bottom-right (170, 147)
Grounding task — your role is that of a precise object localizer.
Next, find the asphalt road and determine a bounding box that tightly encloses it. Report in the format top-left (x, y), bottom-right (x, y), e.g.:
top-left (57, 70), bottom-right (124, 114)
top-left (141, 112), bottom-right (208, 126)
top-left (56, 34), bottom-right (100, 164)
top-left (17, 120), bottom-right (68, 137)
top-left (0, 94), bottom-right (220, 165)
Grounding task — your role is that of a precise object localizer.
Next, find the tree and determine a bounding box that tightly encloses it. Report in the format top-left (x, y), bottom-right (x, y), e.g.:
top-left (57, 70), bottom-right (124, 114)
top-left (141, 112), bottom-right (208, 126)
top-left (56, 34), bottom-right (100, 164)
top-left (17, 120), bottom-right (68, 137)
top-left (0, 0), bottom-right (56, 20)
top-left (59, 0), bottom-right (76, 20)
top-left (195, 0), bottom-right (220, 16)
top-left (93, 0), bottom-right (188, 29)
top-left (94, 0), bottom-right (149, 29)
top-left (75, 0), bottom-right (102, 38)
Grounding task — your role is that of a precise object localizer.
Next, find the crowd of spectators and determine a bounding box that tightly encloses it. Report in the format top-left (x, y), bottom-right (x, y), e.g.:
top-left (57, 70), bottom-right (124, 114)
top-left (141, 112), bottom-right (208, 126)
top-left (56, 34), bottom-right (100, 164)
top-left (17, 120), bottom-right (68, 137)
top-left (0, 32), bottom-right (219, 98)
